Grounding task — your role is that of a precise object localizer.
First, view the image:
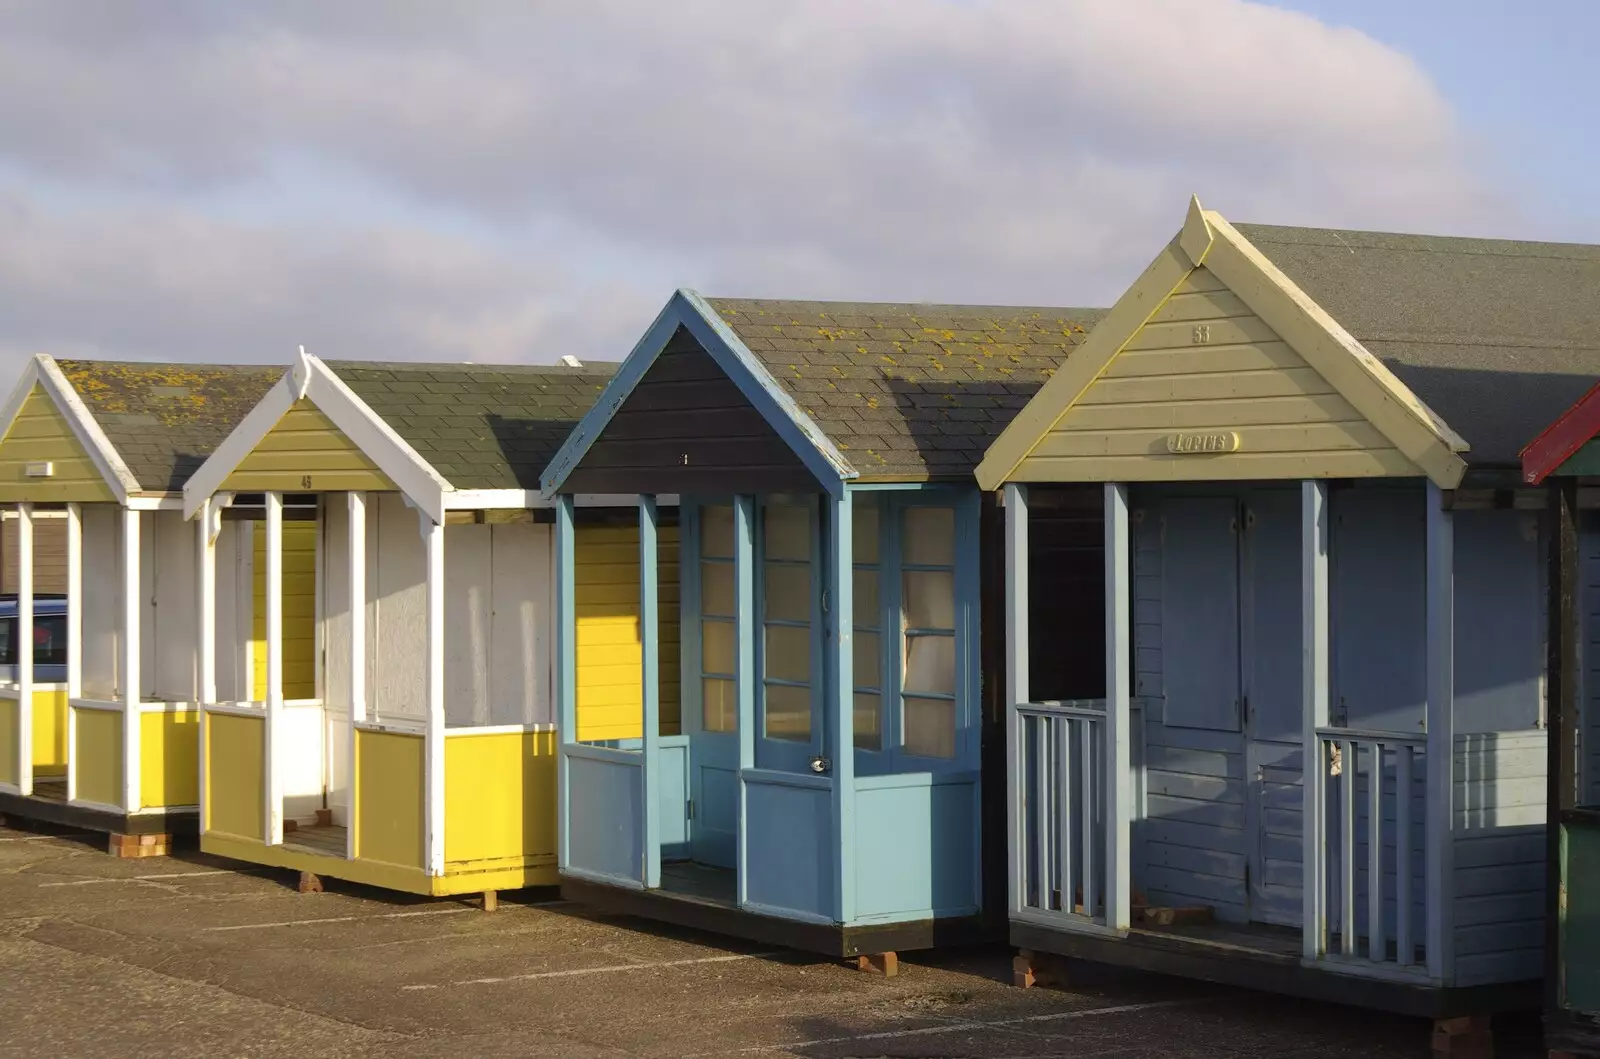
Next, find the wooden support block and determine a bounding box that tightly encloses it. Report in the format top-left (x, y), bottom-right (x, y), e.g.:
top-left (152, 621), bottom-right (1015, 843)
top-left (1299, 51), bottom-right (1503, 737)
top-left (297, 871), bottom-right (323, 894)
top-left (314, 808), bottom-right (333, 827)
top-left (1432, 1015), bottom-right (1493, 1059)
top-left (1012, 949), bottom-right (1071, 989)
top-left (852, 952), bottom-right (898, 977)
top-left (482, 890), bottom-right (497, 913)
top-left (107, 832), bottom-right (170, 859)
top-left (1013, 951), bottom-right (1038, 989)
top-left (283, 818), bottom-right (299, 834)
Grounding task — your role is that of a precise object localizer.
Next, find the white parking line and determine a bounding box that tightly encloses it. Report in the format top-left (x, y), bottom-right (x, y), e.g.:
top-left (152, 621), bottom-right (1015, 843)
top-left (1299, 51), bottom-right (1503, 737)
top-left (203, 898), bottom-right (571, 932)
top-left (0, 835), bottom-right (70, 843)
top-left (39, 869), bottom-right (251, 888)
top-left (403, 950), bottom-right (784, 990)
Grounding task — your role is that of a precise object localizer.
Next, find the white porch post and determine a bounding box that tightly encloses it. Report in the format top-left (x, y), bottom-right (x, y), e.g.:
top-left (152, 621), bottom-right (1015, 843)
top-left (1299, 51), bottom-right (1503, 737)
top-left (1003, 483), bottom-right (1029, 917)
top-left (554, 494), bottom-right (576, 872)
top-left (1103, 483), bottom-right (1131, 932)
top-left (64, 503), bottom-right (81, 803)
top-left (196, 499), bottom-right (217, 833)
top-left (1424, 481), bottom-right (1455, 981)
top-left (121, 506), bottom-right (142, 812)
top-left (264, 492), bottom-right (284, 845)
top-left (422, 514), bottom-right (446, 877)
top-left (346, 491), bottom-right (366, 861)
top-left (828, 488), bottom-right (855, 925)
top-left (16, 502), bottom-right (33, 796)
top-left (639, 494), bottom-right (661, 888)
top-left (1300, 480), bottom-right (1331, 960)
top-left (733, 494), bottom-right (756, 907)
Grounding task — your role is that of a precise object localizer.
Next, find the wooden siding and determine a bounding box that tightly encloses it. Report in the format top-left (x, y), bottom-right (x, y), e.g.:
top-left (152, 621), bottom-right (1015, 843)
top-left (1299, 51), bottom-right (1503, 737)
top-left (0, 511), bottom-right (67, 594)
top-left (1013, 269), bottom-right (1422, 483)
top-left (575, 523), bottom-right (681, 741)
top-left (565, 327), bottom-right (818, 495)
top-left (1582, 513), bottom-right (1600, 803)
top-left (223, 398), bottom-right (394, 494)
top-left (0, 385), bottom-right (117, 503)
top-left (251, 520), bottom-right (318, 700)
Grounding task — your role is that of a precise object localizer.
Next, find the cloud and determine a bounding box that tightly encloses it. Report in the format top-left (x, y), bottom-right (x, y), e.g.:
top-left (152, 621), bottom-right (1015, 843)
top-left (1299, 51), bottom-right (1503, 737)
top-left (0, 0), bottom-right (1503, 376)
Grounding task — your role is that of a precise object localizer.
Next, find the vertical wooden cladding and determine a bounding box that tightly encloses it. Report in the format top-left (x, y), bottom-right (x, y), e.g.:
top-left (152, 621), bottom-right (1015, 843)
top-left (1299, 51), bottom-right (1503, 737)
top-left (565, 328), bottom-right (819, 495)
top-left (1014, 268), bottom-right (1421, 482)
top-left (1, 513), bottom-right (67, 594)
top-left (575, 523), bottom-right (681, 741)
top-left (0, 385), bottom-right (116, 503)
top-left (252, 521), bottom-right (317, 700)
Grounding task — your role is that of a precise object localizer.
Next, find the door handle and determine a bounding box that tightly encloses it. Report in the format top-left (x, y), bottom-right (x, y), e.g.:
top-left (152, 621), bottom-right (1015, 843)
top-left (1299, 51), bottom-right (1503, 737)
top-left (809, 756), bottom-right (831, 774)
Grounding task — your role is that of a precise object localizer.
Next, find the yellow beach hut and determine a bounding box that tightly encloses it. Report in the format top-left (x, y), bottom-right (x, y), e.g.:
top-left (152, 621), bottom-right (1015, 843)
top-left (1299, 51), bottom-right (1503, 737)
top-left (0, 355), bottom-right (280, 854)
top-left (182, 349), bottom-right (675, 903)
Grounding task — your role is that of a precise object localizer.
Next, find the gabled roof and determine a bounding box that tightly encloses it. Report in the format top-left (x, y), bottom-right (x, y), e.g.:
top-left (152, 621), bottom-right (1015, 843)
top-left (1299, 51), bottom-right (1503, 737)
top-left (1520, 380), bottom-right (1600, 483)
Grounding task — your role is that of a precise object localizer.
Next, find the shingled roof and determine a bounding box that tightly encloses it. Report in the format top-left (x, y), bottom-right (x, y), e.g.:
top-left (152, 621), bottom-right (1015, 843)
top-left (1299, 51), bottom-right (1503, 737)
top-left (1235, 223), bottom-right (1600, 467)
top-left (326, 361), bottom-right (618, 490)
top-left (705, 299), bottom-right (1106, 480)
top-left (57, 360), bottom-right (283, 492)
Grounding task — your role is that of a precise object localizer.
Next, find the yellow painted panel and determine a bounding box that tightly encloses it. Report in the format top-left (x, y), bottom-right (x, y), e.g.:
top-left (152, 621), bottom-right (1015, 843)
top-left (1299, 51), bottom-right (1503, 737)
top-left (75, 708), bottom-right (123, 808)
top-left (575, 524), bottom-right (681, 741)
top-left (0, 698), bottom-right (15, 786)
top-left (0, 385), bottom-right (118, 503)
top-left (141, 710), bottom-right (199, 809)
top-left (354, 728), bottom-right (423, 869)
top-left (30, 688), bottom-right (68, 775)
top-left (205, 712), bottom-right (263, 840)
top-left (222, 398), bottom-right (393, 494)
top-left (443, 730), bottom-right (557, 866)
top-left (199, 831), bottom-right (555, 896)
top-left (251, 520), bottom-right (318, 700)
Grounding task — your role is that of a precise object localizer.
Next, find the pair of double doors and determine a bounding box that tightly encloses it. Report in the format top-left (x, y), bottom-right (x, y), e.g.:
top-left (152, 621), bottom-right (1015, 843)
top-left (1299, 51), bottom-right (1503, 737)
top-left (1161, 491), bottom-right (1302, 927)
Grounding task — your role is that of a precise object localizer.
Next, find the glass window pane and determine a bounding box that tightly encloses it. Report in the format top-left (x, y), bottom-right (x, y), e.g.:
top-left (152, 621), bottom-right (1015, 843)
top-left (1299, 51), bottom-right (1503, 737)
top-left (764, 682), bottom-right (811, 741)
top-left (764, 563), bottom-right (810, 621)
top-left (0, 617), bottom-right (13, 666)
top-left (903, 633), bottom-right (955, 696)
top-left (703, 677), bottom-right (737, 733)
top-left (903, 696), bottom-right (955, 758)
top-left (701, 505), bottom-right (734, 559)
top-left (702, 619), bottom-right (735, 675)
top-left (852, 498), bottom-right (880, 564)
top-left (853, 630), bottom-right (881, 690)
top-left (903, 570), bottom-right (955, 631)
top-left (854, 692), bottom-right (882, 751)
top-left (853, 569), bottom-right (879, 626)
top-left (701, 561), bottom-right (734, 617)
top-left (764, 624), bottom-right (811, 683)
top-left (764, 502), bottom-right (810, 562)
top-left (903, 506), bottom-right (955, 566)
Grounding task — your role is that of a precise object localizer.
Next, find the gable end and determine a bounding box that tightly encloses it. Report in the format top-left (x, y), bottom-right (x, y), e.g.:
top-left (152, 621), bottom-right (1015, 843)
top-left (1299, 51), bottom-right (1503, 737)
top-left (222, 397), bottom-right (397, 494)
top-left (0, 384), bottom-right (118, 502)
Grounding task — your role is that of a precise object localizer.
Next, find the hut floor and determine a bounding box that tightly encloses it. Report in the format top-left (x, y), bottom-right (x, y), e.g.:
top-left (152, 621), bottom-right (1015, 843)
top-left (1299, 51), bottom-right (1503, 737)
top-left (1138, 918), bottom-right (1303, 959)
top-left (29, 778), bottom-right (68, 804)
top-left (282, 823), bottom-right (347, 858)
top-left (660, 860), bottom-right (737, 907)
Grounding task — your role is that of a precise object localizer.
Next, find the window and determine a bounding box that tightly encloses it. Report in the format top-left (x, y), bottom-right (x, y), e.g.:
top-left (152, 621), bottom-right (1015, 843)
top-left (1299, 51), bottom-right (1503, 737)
top-left (852, 496), bottom-right (883, 751)
top-left (699, 505), bottom-right (737, 733)
top-left (0, 614), bottom-right (67, 667)
top-left (761, 500), bottom-right (813, 742)
top-left (900, 506), bottom-right (957, 758)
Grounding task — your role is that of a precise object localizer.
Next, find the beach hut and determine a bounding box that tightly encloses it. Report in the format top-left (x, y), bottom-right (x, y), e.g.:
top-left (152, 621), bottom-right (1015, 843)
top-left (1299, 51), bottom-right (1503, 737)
top-left (978, 199), bottom-right (1598, 1047)
top-left (1520, 383), bottom-right (1600, 1059)
top-left (540, 291), bottom-right (1101, 967)
top-left (0, 355), bottom-right (279, 854)
top-left (180, 349), bottom-right (666, 903)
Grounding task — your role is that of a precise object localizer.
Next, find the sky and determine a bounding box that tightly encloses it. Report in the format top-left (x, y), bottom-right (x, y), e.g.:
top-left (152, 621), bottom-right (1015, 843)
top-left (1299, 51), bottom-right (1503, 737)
top-left (0, 1), bottom-right (1592, 375)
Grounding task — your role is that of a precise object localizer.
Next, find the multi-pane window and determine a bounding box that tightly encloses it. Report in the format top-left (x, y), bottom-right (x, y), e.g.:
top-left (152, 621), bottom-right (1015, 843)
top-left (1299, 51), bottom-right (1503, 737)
top-left (699, 504), bottom-right (737, 733)
top-left (762, 500), bottom-right (813, 742)
top-left (852, 497), bottom-right (883, 751)
top-left (900, 506), bottom-right (957, 758)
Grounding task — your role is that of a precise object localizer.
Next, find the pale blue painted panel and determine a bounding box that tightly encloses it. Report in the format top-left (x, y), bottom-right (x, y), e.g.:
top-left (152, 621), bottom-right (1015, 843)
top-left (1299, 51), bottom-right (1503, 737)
top-left (566, 753), bottom-right (643, 884)
top-left (853, 778), bottom-right (979, 923)
top-left (1332, 487), bottom-right (1425, 733)
top-left (697, 766), bottom-right (738, 867)
top-left (1453, 510), bottom-right (1543, 735)
top-left (657, 738), bottom-right (690, 860)
top-left (1159, 497), bottom-right (1241, 732)
top-left (743, 775), bottom-right (832, 920)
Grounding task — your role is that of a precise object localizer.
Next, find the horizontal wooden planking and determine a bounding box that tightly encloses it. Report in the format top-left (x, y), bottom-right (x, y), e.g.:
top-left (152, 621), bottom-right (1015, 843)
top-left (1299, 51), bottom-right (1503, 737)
top-left (1455, 891), bottom-right (1542, 927)
top-left (1033, 421), bottom-right (1389, 459)
top-left (1146, 792), bottom-right (1244, 830)
top-left (1142, 719), bottom-right (1242, 754)
top-left (1143, 743), bottom-right (1242, 780)
top-left (1454, 950), bottom-right (1541, 987)
top-left (1123, 314), bottom-right (1281, 353)
top-left (1014, 448), bottom-right (1417, 483)
top-left (1452, 863), bottom-right (1545, 898)
top-left (1140, 818), bottom-right (1245, 856)
top-left (1145, 769), bottom-right (1243, 804)
top-left (1140, 864), bottom-right (1245, 908)
top-left (1456, 803), bottom-right (1544, 830)
top-left (1455, 830), bottom-right (1545, 868)
top-left (1077, 365), bottom-right (1335, 406)
top-left (0, 387), bottom-right (116, 500)
top-left (1061, 392), bottom-right (1365, 432)
top-left (1171, 267), bottom-right (1229, 294)
top-left (1455, 920), bottom-right (1544, 956)
top-left (1107, 341), bottom-right (1304, 378)
top-left (1143, 839), bottom-right (1244, 879)
top-left (1146, 288), bottom-right (1257, 325)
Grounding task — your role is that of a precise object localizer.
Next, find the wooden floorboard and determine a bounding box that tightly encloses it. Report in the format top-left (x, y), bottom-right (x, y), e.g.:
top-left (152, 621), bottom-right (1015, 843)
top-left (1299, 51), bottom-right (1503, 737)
top-left (283, 825), bottom-right (346, 857)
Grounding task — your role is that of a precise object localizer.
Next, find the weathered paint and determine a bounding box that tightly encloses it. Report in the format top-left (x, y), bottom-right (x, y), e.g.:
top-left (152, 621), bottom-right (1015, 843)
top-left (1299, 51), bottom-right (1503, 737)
top-left (354, 727), bottom-right (424, 869)
top-left (73, 707), bottom-right (123, 809)
top-left (221, 397), bottom-right (395, 494)
top-left (204, 711), bottom-right (263, 840)
top-left (575, 523), bottom-right (681, 741)
top-left (0, 385), bottom-right (117, 503)
top-left (442, 729), bottom-right (558, 872)
top-left (139, 709), bottom-right (199, 809)
top-left (251, 519), bottom-right (316, 701)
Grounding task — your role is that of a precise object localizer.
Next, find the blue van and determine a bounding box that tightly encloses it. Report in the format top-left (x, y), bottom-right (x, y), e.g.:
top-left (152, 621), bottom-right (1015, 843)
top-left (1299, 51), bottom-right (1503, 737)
top-left (0, 594), bottom-right (68, 683)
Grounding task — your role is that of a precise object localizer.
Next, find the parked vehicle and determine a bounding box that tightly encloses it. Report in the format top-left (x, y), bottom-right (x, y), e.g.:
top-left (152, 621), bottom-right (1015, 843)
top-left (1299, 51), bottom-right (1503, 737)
top-left (0, 593), bottom-right (68, 684)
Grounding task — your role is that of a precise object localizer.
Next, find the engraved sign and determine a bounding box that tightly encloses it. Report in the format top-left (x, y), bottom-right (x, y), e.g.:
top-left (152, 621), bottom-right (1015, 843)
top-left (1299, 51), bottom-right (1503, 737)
top-left (1191, 324), bottom-right (1212, 344)
top-left (1166, 431), bottom-right (1240, 454)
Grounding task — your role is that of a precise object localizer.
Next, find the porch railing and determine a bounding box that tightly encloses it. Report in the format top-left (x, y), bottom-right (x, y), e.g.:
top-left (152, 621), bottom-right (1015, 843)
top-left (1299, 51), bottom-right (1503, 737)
top-left (1016, 700), bottom-right (1105, 923)
top-left (1313, 726), bottom-right (1426, 974)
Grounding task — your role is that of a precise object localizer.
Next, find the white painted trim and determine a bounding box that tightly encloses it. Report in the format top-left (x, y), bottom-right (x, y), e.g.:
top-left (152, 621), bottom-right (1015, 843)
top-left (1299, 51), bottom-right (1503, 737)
top-left (198, 701), bottom-right (266, 719)
top-left (0, 356), bottom-right (143, 503)
top-left (183, 369), bottom-right (298, 518)
top-left (69, 698), bottom-right (126, 713)
top-left (422, 516), bottom-right (446, 877)
top-left (264, 492), bottom-right (284, 846)
top-left (1003, 483), bottom-right (1028, 918)
top-left (440, 490), bottom-right (682, 511)
top-left (196, 497), bottom-right (216, 836)
top-left (15, 502), bottom-right (33, 796)
top-left (125, 496), bottom-right (184, 511)
top-left (575, 493), bottom-right (679, 509)
top-left (1103, 483), bottom-right (1132, 932)
top-left (1424, 481), bottom-right (1455, 982)
top-left (346, 490), bottom-right (365, 861)
top-left (67, 798), bottom-right (126, 815)
top-left (1300, 480), bottom-right (1330, 960)
top-left (443, 723), bottom-right (556, 737)
top-left (138, 701), bottom-right (200, 714)
top-left (120, 507), bottom-right (140, 812)
top-left (0, 682), bottom-right (68, 696)
top-left (354, 718), bottom-right (426, 736)
top-left (65, 503), bottom-right (81, 803)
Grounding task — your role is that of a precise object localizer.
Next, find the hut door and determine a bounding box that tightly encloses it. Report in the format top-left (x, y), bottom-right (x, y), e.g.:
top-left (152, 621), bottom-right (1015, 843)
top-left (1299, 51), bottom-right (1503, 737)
top-left (754, 497), bottom-right (824, 775)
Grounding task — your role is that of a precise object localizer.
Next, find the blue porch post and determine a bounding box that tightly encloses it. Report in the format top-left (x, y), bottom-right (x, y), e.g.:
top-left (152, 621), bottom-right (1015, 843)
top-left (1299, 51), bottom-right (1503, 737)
top-left (1300, 480), bottom-right (1331, 960)
top-left (1424, 481), bottom-right (1455, 981)
top-left (555, 493), bottom-right (576, 872)
top-left (829, 489), bottom-right (855, 924)
top-left (639, 494), bottom-right (662, 888)
top-left (733, 495), bottom-right (757, 907)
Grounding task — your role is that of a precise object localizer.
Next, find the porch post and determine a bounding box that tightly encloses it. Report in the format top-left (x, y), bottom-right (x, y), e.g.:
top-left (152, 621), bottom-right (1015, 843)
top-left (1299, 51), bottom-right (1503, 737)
top-left (16, 502), bottom-right (33, 795)
top-left (346, 491), bottom-right (366, 861)
top-left (1103, 483), bottom-right (1131, 932)
top-left (1424, 481), bottom-right (1455, 981)
top-left (733, 494), bottom-right (756, 907)
top-left (121, 506), bottom-right (142, 812)
top-left (1300, 480), bottom-right (1331, 960)
top-left (422, 514), bottom-right (446, 877)
top-left (639, 494), bottom-right (662, 888)
top-left (828, 488), bottom-right (855, 925)
top-left (64, 503), bottom-right (81, 803)
top-left (196, 499), bottom-right (217, 834)
top-left (554, 494), bottom-right (576, 872)
top-left (264, 492), bottom-right (284, 844)
top-left (1003, 483), bottom-right (1029, 917)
